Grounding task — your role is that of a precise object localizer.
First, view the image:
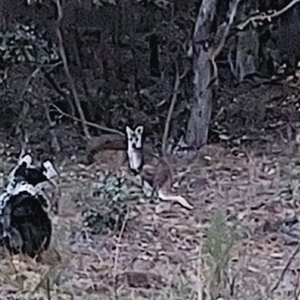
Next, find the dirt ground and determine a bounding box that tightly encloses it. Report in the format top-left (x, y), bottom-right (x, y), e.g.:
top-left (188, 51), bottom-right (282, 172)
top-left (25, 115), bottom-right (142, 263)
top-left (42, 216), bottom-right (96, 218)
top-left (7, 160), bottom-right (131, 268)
top-left (1, 84), bottom-right (300, 300)
top-left (1, 140), bottom-right (300, 300)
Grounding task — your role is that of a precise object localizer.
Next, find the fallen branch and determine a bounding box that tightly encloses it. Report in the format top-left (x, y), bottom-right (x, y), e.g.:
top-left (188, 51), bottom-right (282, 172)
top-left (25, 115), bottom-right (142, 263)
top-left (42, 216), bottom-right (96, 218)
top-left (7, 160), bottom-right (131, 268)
top-left (50, 103), bottom-right (124, 136)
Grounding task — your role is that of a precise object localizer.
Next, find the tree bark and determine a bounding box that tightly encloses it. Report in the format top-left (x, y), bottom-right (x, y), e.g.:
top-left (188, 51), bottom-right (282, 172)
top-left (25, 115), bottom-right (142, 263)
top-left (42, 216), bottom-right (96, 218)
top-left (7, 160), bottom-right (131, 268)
top-left (234, 3), bottom-right (259, 80)
top-left (185, 0), bottom-right (217, 149)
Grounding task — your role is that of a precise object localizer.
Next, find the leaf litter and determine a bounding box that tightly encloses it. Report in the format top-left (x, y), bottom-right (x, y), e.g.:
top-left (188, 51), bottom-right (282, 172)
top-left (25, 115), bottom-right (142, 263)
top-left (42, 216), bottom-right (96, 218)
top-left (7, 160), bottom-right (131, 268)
top-left (1, 141), bottom-right (300, 299)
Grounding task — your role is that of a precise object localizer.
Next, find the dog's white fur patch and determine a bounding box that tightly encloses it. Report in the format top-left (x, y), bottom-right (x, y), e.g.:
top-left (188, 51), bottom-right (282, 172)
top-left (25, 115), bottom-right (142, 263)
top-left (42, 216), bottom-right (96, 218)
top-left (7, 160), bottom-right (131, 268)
top-left (7, 154), bottom-right (33, 183)
top-left (0, 156), bottom-right (58, 214)
top-left (42, 160), bottom-right (58, 181)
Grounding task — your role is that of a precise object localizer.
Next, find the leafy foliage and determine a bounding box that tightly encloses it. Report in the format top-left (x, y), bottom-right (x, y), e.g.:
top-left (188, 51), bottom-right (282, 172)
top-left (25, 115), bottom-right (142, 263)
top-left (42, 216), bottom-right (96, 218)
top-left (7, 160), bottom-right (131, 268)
top-left (79, 171), bottom-right (135, 235)
top-left (0, 23), bottom-right (59, 84)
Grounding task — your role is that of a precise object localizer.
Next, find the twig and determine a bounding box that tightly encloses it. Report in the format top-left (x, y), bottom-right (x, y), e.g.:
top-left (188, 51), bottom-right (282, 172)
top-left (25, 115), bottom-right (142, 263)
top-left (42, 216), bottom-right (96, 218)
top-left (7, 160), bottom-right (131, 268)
top-left (208, 0), bottom-right (241, 88)
top-left (236, 0), bottom-right (300, 31)
top-left (19, 67), bottom-right (41, 101)
top-left (39, 90), bottom-right (61, 153)
top-left (211, 0), bottom-right (241, 59)
top-left (271, 243), bottom-right (300, 293)
top-left (53, 0), bottom-right (91, 140)
top-left (13, 67), bottom-right (41, 146)
top-left (161, 63), bottom-right (188, 156)
top-left (50, 103), bottom-right (124, 136)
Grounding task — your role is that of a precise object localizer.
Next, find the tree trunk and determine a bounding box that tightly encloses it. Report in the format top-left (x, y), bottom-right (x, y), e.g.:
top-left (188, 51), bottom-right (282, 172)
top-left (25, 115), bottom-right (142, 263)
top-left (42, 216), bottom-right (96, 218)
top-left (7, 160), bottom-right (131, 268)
top-left (185, 0), bottom-right (217, 149)
top-left (234, 3), bottom-right (259, 80)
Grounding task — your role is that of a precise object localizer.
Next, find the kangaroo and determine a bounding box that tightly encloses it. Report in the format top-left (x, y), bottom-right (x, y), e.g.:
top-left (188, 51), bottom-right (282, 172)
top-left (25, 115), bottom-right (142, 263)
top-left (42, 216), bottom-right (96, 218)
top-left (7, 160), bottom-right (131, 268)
top-left (125, 125), bottom-right (193, 210)
top-left (125, 125), bottom-right (144, 175)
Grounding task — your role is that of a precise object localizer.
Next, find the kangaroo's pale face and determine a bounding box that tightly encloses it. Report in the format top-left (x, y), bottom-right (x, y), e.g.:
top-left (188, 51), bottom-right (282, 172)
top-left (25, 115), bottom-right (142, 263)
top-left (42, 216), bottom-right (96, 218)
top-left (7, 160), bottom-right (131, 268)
top-left (125, 125), bottom-right (144, 173)
top-left (125, 125), bottom-right (144, 150)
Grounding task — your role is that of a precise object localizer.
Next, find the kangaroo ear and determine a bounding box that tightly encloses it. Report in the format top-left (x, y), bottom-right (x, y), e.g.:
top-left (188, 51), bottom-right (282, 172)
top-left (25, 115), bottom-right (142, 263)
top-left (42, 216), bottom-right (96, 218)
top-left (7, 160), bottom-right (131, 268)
top-left (125, 126), bottom-right (133, 138)
top-left (135, 125), bottom-right (144, 136)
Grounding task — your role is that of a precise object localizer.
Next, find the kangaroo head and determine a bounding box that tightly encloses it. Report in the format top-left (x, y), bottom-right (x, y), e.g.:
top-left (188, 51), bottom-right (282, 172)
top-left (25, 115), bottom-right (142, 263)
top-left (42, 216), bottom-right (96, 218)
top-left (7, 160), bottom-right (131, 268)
top-left (125, 125), bottom-right (144, 150)
top-left (125, 125), bottom-right (144, 173)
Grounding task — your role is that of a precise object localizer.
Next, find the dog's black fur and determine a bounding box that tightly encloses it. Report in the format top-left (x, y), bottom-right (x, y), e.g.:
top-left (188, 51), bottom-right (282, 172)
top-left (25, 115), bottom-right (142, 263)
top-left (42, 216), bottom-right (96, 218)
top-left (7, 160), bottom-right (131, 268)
top-left (0, 159), bottom-right (53, 258)
top-left (1, 191), bottom-right (52, 257)
top-left (13, 162), bottom-right (49, 186)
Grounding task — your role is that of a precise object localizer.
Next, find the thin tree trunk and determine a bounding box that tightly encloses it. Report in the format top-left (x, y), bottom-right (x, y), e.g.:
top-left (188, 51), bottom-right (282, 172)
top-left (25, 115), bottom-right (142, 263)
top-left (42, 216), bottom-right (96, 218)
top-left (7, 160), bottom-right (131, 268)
top-left (185, 0), bottom-right (217, 148)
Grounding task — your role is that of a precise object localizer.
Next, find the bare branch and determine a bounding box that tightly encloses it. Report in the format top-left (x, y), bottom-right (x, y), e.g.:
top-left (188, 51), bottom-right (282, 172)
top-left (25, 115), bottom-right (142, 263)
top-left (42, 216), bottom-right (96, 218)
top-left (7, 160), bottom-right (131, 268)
top-left (50, 103), bottom-right (124, 136)
top-left (40, 92), bottom-right (61, 153)
top-left (208, 0), bottom-right (241, 88)
top-left (212, 0), bottom-right (241, 59)
top-left (237, 0), bottom-right (300, 31)
top-left (53, 0), bottom-right (91, 140)
top-left (13, 67), bottom-right (41, 153)
top-left (161, 62), bottom-right (180, 157)
top-left (161, 62), bottom-right (189, 156)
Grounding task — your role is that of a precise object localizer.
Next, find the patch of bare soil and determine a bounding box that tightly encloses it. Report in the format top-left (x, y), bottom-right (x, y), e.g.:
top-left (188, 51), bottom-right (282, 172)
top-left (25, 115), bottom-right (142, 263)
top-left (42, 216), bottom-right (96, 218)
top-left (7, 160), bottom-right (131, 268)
top-left (1, 134), bottom-right (300, 300)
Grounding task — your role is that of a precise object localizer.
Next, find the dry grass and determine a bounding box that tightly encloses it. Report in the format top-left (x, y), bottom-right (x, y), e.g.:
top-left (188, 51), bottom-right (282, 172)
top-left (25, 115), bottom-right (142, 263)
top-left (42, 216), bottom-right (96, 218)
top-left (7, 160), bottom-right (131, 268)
top-left (1, 140), bottom-right (300, 300)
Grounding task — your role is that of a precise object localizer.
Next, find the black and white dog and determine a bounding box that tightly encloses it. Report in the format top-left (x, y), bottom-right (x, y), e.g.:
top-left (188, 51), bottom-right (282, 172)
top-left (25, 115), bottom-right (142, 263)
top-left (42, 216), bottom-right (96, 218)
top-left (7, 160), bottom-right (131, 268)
top-left (0, 154), bottom-right (58, 258)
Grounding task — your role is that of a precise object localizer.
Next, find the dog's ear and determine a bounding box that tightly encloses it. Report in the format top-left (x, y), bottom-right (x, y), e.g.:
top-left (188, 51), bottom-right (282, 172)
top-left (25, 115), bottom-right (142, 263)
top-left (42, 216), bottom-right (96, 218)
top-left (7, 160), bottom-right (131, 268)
top-left (135, 125), bottom-right (144, 136)
top-left (19, 154), bottom-right (33, 167)
top-left (125, 126), bottom-right (133, 138)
